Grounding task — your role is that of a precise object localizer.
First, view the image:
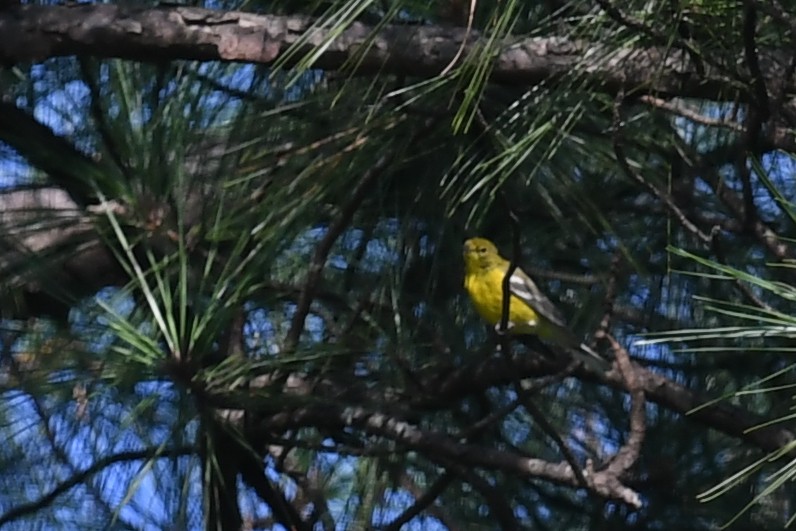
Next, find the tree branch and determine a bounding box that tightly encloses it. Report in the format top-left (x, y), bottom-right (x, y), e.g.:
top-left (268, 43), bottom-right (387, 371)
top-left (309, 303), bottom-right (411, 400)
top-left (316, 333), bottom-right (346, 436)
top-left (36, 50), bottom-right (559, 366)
top-left (602, 335), bottom-right (646, 478)
top-left (612, 92), bottom-right (715, 246)
top-left (0, 4), bottom-right (792, 100)
top-left (0, 447), bottom-right (194, 527)
top-left (266, 404), bottom-right (644, 508)
top-left (382, 472), bottom-right (455, 531)
top-left (413, 353), bottom-right (794, 453)
top-left (284, 152), bottom-right (391, 352)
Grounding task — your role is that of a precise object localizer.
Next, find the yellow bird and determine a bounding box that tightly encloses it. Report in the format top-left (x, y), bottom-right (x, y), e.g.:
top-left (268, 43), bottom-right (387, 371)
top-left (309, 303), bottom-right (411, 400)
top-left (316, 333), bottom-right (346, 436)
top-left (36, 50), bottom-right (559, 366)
top-left (462, 237), bottom-right (606, 366)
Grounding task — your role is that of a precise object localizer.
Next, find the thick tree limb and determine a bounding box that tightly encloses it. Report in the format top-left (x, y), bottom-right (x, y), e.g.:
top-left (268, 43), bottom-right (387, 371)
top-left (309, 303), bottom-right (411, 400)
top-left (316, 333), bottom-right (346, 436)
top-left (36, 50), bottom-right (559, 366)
top-left (266, 404), bottom-right (643, 508)
top-left (414, 354), bottom-right (794, 453)
top-left (0, 4), bottom-right (792, 101)
top-left (236, 346), bottom-right (794, 457)
top-left (0, 187), bottom-right (122, 319)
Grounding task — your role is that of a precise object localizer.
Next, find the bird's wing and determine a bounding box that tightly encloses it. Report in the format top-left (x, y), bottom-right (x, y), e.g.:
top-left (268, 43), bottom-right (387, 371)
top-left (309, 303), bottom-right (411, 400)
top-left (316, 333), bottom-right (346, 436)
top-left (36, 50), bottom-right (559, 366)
top-left (508, 267), bottom-right (568, 328)
top-left (510, 266), bottom-right (608, 367)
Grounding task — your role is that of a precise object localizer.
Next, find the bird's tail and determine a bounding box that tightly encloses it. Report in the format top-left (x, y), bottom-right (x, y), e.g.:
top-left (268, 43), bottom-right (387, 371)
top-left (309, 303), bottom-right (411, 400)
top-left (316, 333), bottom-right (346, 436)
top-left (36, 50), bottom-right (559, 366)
top-left (516, 335), bottom-right (610, 371)
top-left (572, 342), bottom-right (611, 371)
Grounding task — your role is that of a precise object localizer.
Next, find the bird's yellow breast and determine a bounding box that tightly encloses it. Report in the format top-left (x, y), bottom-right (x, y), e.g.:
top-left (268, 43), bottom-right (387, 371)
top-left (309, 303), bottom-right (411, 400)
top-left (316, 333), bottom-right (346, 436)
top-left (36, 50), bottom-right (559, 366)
top-left (464, 267), bottom-right (539, 334)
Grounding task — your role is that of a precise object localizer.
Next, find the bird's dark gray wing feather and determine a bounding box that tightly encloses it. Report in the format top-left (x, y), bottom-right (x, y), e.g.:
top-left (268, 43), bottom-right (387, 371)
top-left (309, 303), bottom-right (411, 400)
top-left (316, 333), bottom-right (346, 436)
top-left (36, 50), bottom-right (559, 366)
top-left (508, 268), bottom-right (568, 328)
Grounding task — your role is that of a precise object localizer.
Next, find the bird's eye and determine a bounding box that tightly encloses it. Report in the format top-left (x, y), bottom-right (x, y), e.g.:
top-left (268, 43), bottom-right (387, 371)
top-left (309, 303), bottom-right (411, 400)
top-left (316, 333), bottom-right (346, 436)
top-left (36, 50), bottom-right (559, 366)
top-left (478, 247), bottom-right (487, 254)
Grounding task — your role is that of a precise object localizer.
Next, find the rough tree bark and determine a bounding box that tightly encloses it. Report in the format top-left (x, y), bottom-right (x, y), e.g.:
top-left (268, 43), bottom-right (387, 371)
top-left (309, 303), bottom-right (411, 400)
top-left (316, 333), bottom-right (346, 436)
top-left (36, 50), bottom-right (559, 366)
top-left (0, 4), bottom-right (793, 101)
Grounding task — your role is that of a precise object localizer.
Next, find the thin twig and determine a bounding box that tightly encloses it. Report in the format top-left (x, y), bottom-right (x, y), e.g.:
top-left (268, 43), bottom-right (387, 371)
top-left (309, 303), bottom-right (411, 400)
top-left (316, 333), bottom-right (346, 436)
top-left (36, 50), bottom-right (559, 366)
top-left (240, 451), bottom-right (310, 531)
top-left (711, 231), bottom-right (774, 311)
top-left (78, 58), bottom-right (134, 184)
top-left (0, 447), bottom-right (194, 527)
top-left (639, 96), bottom-right (744, 132)
top-left (456, 365), bottom-right (579, 442)
top-left (459, 398), bottom-right (521, 440)
top-left (594, 0), bottom-right (706, 67)
top-left (381, 473), bottom-right (455, 531)
top-left (284, 117), bottom-right (437, 352)
top-left (613, 92), bottom-right (715, 245)
top-left (498, 197), bottom-right (521, 336)
top-left (281, 465), bottom-right (336, 531)
top-left (697, 164), bottom-right (792, 261)
top-left (284, 153), bottom-right (391, 352)
top-left (521, 397), bottom-right (589, 488)
top-left (596, 252), bottom-right (622, 338)
top-left (738, 5), bottom-right (765, 232)
top-left (742, 1), bottom-right (771, 124)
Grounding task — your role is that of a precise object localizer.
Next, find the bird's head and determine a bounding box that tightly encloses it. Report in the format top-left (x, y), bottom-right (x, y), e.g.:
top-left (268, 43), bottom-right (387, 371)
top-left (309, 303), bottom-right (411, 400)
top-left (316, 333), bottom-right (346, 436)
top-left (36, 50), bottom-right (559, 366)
top-left (463, 237), bottom-right (501, 271)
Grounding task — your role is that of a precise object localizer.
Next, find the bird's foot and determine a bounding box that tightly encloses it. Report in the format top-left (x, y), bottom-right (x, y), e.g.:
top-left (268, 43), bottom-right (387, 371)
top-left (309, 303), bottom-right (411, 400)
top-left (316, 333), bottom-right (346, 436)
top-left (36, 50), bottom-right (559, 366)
top-left (494, 322), bottom-right (515, 335)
